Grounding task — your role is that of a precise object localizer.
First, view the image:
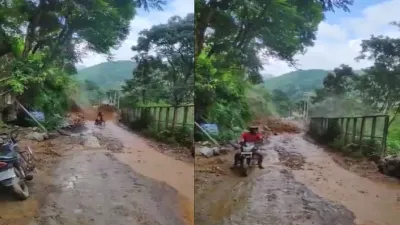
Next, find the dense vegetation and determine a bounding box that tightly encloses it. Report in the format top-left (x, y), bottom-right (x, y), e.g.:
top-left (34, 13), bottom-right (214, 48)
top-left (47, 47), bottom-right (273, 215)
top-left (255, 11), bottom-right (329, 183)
top-left (194, 0), bottom-right (353, 141)
top-left (306, 24), bottom-right (400, 155)
top-left (0, 0), bottom-right (164, 129)
top-left (118, 13), bottom-right (194, 147)
top-left (264, 69), bottom-right (329, 100)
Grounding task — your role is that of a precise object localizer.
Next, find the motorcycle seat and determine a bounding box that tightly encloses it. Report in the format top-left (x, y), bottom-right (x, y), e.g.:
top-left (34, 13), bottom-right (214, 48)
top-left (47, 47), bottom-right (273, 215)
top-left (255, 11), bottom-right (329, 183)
top-left (0, 155), bottom-right (16, 162)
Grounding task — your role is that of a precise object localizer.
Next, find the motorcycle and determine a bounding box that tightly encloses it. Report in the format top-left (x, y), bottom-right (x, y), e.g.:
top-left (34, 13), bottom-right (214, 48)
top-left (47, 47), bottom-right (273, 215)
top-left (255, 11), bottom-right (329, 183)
top-left (0, 129), bottom-right (35, 200)
top-left (94, 118), bottom-right (105, 127)
top-left (238, 142), bottom-right (261, 177)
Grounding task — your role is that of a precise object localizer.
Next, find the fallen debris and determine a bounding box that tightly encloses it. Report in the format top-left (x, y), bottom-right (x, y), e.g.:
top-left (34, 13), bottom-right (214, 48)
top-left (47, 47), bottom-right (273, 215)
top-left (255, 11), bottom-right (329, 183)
top-left (25, 132), bottom-right (49, 142)
top-left (81, 135), bottom-right (101, 148)
top-left (378, 155), bottom-right (400, 179)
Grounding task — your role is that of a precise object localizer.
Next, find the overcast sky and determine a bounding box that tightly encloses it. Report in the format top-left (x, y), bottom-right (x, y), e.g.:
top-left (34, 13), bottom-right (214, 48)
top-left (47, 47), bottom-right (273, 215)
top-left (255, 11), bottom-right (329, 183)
top-left (76, 0), bottom-right (194, 68)
top-left (77, 0), bottom-right (400, 77)
top-left (262, 0), bottom-right (400, 76)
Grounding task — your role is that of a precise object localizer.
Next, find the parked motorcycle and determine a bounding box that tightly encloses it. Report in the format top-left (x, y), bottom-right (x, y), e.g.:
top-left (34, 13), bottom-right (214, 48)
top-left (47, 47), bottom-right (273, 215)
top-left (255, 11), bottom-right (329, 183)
top-left (238, 142), bottom-right (260, 177)
top-left (0, 129), bottom-right (35, 200)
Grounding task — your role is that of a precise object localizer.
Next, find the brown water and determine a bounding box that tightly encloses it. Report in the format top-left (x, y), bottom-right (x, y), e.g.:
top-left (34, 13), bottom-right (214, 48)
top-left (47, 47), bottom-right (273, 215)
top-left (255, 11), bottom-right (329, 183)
top-left (195, 133), bottom-right (400, 225)
top-left (274, 134), bottom-right (400, 225)
top-left (91, 123), bottom-right (194, 225)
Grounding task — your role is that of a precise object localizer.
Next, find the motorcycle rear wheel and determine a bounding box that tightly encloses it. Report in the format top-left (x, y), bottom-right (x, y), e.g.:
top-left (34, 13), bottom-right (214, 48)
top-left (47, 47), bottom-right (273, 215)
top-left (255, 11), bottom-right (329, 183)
top-left (11, 167), bottom-right (29, 200)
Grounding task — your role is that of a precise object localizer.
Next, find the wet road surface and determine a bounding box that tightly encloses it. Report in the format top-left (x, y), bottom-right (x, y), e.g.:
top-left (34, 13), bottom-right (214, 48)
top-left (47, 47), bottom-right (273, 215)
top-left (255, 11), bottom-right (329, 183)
top-left (91, 123), bottom-right (194, 225)
top-left (278, 134), bottom-right (400, 225)
top-left (30, 151), bottom-right (185, 225)
top-left (0, 122), bottom-right (193, 225)
top-left (195, 133), bottom-right (400, 225)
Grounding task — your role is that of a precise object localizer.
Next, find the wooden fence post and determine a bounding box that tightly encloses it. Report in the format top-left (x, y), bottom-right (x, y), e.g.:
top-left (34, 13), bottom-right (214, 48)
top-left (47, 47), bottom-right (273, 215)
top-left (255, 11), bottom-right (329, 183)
top-left (359, 117), bottom-right (366, 149)
top-left (382, 115), bottom-right (390, 157)
top-left (158, 107), bottom-right (163, 131)
top-left (171, 106), bottom-right (178, 129)
top-left (340, 118), bottom-right (345, 141)
top-left (344, 118), bottom-right (350, 145)
top-left (371, 117), bottom-right (377, 139)
top-left (352, 118), bottom-right (357, 142)
top-left (183, 106), bottom-right (189, 126)
top-left (165, 107), bottom-right (170, 129)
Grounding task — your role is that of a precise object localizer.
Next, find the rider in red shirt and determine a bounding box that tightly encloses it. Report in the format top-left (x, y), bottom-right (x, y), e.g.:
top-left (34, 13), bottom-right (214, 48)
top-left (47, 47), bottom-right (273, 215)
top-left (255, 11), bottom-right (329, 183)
top-left (231, 126), bottom-right (264, 169)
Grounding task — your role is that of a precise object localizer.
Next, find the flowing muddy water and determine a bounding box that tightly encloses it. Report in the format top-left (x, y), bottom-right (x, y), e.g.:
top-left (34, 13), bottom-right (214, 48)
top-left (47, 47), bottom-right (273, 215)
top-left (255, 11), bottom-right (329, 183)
top-left (195, 133), bottom-right (400, 225)
top-left (90, 123), bottom-right (194, 225)
top-left (275, 134), bottom-right (400, 225)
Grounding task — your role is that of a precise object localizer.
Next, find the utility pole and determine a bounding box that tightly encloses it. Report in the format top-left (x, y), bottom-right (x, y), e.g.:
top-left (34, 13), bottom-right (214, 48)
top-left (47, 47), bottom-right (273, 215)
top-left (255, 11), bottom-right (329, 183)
top-left (303, 92), bottom-right (313, 121)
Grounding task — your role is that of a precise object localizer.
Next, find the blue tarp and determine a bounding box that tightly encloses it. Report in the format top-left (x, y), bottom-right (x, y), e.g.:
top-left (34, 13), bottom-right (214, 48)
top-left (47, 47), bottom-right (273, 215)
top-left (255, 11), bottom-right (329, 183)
top-left (29, 111), bottom-right (45, 121)
top-left (200, 123), bottom-right (219, 135)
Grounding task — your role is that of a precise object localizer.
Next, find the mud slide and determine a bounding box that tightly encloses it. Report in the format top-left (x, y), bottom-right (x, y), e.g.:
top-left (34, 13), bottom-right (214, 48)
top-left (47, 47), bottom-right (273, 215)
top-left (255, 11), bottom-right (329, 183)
top-left (89, 122), bottom-right (194, 225)
top-left (70, 104), bottom-right (117, 121)
top-left (195, 133), bottom-right (400, 225)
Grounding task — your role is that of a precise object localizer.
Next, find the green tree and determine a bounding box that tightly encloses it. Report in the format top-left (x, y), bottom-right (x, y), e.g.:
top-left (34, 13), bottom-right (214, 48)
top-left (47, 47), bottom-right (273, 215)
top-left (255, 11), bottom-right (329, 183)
top-left (123, 13), bottom-right (194, 106)
top-left (312, 64), bottom-right (357, 103)
top-left (0, 0), bottom-right (164, 116)
top-left (195, 0), bottom-right (353, 129)
top-left (356, 23), bottom-right (400, 125)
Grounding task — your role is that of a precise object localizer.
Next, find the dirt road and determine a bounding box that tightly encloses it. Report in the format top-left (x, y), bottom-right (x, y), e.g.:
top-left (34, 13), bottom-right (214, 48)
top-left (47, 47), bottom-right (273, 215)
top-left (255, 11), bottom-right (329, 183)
top-left (195, 133), bottom-right (400, 225)
top-left (0, 122), bottom-right (194, 225)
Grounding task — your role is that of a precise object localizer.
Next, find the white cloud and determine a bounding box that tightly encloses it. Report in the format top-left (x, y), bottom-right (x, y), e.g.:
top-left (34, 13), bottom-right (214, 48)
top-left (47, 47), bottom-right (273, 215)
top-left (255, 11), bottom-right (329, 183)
top-left (262, 0), bottom-right (400, 76)
top-left (77, 0), bottom-right (194, 67)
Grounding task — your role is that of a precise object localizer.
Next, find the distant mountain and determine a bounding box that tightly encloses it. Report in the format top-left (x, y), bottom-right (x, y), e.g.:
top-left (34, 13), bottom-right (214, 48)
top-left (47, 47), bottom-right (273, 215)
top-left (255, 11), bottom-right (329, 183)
top-left (74, 60), bottom-right (136, 90)
top-left (262, 73), bottom-right (275, 80)
top-left (263, 69), bottom-right (329, 100)
top-left (75, 64), bottom-right (87, 70)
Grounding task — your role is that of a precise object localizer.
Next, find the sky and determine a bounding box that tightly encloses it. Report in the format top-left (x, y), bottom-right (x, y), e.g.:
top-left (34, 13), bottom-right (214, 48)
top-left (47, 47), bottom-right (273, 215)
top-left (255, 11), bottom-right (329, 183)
top-left (76, 0), bottom-right (194, 68)
top-left (262, 0), bottom-right (400, 76)
top-left (77, 0), bottom-right (400, 77)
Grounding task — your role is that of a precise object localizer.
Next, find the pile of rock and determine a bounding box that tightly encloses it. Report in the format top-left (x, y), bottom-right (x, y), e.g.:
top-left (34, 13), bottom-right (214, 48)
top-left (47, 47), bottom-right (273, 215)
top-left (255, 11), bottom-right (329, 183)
top-left (378, 155), bottom-right (400, 179)
top-left (26, 130), bottom-right (49, 142)
top-left (195, 141), bottom-right (234, 157)
top-left (66, 113), bottom-right (85, 127)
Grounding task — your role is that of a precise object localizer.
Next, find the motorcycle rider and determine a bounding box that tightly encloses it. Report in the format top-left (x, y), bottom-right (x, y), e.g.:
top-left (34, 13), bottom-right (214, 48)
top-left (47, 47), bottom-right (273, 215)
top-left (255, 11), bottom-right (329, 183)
top-left (231, 125), bottom-right (264, 169)
top-left (96, 111), bottom-right (104, 124)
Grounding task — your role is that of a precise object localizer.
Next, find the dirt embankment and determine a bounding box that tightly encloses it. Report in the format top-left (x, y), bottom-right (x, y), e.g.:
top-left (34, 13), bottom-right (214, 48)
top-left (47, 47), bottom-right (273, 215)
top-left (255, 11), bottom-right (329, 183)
top-left (70, 104), bottom-right (117, 121)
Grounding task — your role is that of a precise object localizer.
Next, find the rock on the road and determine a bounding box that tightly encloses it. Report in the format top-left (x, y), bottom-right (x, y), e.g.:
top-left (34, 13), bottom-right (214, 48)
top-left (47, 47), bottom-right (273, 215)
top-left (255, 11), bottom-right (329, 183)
top-left (378, 155), bottom-right (400, 178)
top-left (26, 132), bottom-right (49, 141)
top-left (82, 135), bottom-right (101, 148)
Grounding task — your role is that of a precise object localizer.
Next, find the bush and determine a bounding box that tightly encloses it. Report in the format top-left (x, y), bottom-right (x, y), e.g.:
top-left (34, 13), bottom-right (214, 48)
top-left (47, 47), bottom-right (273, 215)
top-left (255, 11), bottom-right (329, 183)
top-left (129, 110), bottom-right (153, 132)
top-left (155, 126), bottom-right (193, 148)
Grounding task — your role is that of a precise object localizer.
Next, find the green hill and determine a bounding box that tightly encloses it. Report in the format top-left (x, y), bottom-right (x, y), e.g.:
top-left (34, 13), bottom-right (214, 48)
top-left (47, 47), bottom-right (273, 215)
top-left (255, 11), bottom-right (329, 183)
top-left (74, 60), bottom-right (136, 90)
top-left (263, 69), bottom-right (329, 100)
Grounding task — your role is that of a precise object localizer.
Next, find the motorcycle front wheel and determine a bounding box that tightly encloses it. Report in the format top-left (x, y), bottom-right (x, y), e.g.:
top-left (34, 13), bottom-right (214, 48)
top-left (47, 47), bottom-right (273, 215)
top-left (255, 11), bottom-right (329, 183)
top-left (240, 163), bottom-right (249, 177)
top-left (11, 166), bottom-right (29, 200)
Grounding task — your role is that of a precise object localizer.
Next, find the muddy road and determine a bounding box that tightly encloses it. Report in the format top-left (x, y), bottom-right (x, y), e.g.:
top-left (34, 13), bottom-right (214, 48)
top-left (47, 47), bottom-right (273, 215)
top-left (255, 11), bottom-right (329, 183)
top-left (31, 151), bottom-right (184, 225)
top-left (195, 133), bottom-right (400, 225)
top-left (0, 122), bottom-right (194, 225)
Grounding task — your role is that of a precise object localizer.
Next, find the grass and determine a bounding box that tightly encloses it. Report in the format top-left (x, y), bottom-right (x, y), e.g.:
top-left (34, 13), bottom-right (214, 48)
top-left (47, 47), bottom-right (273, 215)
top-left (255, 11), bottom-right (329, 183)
top-left (319, 115), bottom-right (400, 156)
